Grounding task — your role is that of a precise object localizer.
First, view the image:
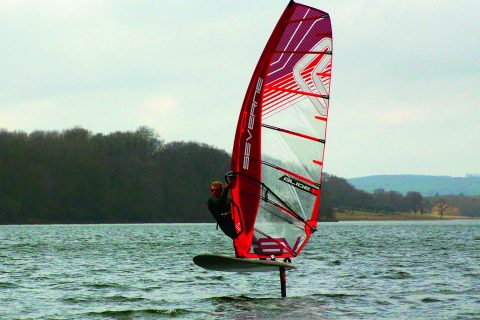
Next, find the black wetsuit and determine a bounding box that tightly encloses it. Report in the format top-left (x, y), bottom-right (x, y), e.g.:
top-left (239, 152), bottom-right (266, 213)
top-left (207, 188), bottom-right (237, 239)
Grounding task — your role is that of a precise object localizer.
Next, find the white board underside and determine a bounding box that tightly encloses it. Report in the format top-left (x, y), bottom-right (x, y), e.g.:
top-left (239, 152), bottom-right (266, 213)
top-left (193, 254), bottom-right (296, 272)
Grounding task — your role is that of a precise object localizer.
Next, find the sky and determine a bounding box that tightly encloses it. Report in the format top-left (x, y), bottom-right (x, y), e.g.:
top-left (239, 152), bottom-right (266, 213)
top-left (1, 0), bottom-right (479, 178)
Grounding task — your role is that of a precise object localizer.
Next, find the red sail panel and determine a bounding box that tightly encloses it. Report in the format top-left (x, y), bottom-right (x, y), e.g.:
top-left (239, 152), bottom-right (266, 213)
top-left (230, 1), bottom-right (333, 259)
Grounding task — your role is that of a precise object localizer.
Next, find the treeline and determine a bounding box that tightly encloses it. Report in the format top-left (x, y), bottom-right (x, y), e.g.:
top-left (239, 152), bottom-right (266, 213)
top-left (320, 175), bottom-right (480, 217)
top-left (0, 127), bottom-right (478, 224)
top-left (0, 127), bottom-right (229, 224)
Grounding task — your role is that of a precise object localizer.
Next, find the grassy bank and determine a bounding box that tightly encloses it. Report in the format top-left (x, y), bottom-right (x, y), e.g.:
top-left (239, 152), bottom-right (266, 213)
top-left (334, 210), bottom-right (477, 221)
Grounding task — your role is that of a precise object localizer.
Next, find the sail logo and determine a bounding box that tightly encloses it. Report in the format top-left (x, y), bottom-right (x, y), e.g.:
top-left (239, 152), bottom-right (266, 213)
top-left (279, 175), bottom-right (317, 195)
top-left (256, 237), bottom-right (302, 256)
top-left (293, 39), bottom-right (331, 112)
top-left (243, 77), bottom-right (263, 170)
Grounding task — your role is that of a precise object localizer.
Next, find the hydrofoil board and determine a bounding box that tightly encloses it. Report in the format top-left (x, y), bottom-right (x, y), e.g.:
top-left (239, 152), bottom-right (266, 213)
top-left (193, 254), bottom-right (296, 272)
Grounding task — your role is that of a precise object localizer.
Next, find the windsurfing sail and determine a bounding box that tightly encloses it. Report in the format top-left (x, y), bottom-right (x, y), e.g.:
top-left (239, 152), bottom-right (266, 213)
top-left (230, 0), bottom-right (333, 259)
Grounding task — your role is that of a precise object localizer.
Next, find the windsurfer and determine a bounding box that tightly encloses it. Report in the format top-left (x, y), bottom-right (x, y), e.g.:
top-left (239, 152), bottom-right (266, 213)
top-left (207, 181), bottom-right (237, 239)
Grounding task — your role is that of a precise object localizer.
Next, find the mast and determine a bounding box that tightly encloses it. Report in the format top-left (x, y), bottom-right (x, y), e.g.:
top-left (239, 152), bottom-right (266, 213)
top-left (280, 267), bottom-right (287, 297)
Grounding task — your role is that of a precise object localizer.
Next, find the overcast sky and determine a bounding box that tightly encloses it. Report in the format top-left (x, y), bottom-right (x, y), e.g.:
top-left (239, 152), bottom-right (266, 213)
top-left (1, 0), bottom-right (479, 178)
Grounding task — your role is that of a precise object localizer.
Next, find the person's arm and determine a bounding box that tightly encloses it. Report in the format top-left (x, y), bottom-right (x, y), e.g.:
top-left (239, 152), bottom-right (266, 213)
top-left (218, 185), bottom-right (229, 203)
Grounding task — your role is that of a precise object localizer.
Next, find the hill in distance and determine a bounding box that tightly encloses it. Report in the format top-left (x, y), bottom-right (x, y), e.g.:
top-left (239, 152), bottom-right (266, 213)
top-left (347, 174), bottom-right (480, 196)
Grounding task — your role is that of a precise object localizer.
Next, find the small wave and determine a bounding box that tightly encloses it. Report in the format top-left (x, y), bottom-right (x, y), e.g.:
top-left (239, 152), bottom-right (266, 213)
top-left (85, 282), bottom-right (127, 290)
top-left (383, 270), bottom-right (413, 279)
top-left (207, 294), bottom-right (257, 303)
top-left (62, 296), bottom-right (93, 304)
top-left (0, 282), bottom-right (18, 289)
top-left (169, 278), bottom-right (191, 283)
top-left (436, 288), bottom-right (458, 294)
top-left (86, 308), bottom-right (190, 317)
top-left (141, 285), bottom-right (163, 292)
top-left (187, 274), bottom-right (224, 282)
top-left (106, 295), bottom-right (147, 303)
top-left (329, 259), bottom-right (342, 266)
top-left (90, 268), bottom-right (109, 273)
top-left (63, 294), bottom-right (146, 304)
top-left (313, 292), bottom-right (356, 299)
top-left (421, 297), bottom-right (442, 303)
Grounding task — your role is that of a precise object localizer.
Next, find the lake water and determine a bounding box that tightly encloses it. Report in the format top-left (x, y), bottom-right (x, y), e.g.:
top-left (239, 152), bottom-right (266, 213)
top-left (1, 221), bottom-right (479, 319)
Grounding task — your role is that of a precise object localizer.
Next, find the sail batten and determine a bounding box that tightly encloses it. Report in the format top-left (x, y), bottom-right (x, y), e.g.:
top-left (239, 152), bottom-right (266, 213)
top-left (288, 15), bottom-right (329, 24)
top-left (260, 160), bottom-right (319, 187)
top-left (230, 1), bottom-right (332, 259)
top-left (261, 124), bottom-right (325, 143)
top-left (273, 50), bottom-right (332, 55)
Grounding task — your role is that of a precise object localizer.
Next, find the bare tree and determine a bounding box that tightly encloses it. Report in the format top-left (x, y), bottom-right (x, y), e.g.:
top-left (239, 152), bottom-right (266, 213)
top-left (434, 199), bottom-right (449, 219)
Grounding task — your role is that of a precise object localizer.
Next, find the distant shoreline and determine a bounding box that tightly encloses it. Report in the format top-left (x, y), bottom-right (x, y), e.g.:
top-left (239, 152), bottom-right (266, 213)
top-left (1, 211), bottom-right (479, 225)
top-left (1, 216), bottom-right (479, 226)
top-left (333, 210), bottom-right (478, 221)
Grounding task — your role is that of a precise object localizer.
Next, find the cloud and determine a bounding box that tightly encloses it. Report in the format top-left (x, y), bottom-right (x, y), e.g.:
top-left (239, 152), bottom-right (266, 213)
top-left (136, 95), bottom-right (178, 137)
top-left (141, 95), bottom-right (176, 115)
top-left (0, 99), bottom-right (56, 130)
top-left (375, 108), bottom-right (426, 125)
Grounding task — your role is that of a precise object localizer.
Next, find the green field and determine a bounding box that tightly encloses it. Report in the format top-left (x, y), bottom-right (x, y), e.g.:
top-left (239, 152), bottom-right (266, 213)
top-left (334, 210), bottom-right (477, 221)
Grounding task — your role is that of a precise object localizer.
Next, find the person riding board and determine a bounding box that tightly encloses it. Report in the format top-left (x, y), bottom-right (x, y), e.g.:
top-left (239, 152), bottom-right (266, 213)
top-left (207, 181), bottom-right (237, 239)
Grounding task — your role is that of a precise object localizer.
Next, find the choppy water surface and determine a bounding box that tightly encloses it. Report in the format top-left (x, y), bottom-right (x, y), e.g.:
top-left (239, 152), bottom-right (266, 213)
top-left (1, 221), bottom-right (479, 319)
